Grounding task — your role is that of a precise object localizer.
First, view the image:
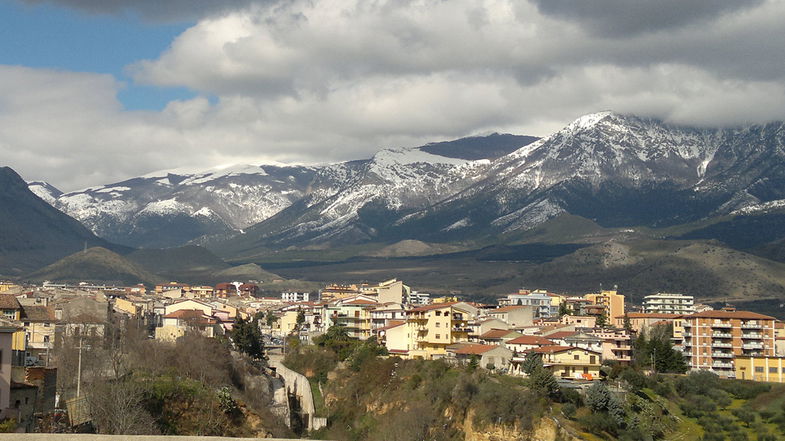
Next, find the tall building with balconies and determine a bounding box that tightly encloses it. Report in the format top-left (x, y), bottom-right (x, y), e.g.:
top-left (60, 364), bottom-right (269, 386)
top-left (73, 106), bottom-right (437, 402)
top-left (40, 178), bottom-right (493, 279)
top-left (682, 308), bottom-right (775, 378)
top-left (405, 303), bottom-right (472, 359)
top-left (642, 293), bottom-right (695, 315)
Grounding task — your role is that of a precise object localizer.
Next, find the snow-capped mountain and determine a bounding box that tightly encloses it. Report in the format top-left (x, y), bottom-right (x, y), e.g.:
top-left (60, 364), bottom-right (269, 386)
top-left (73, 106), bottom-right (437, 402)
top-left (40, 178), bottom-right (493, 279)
top-left (216, 112), bottom-right (785, 253)
top-left (31, 114), bottom-right (785, 252)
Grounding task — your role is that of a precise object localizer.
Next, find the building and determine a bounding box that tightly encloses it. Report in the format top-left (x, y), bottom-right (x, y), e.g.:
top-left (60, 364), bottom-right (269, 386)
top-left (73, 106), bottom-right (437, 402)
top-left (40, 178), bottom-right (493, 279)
top-left (734, 356), bottom-right (785, 382)
top-left (590, 329), bottom-right (633, 364)
top-left (20, 305), bottom-right (57, 366)
top-left (477, 329), bottom-right (523, 345)
top-left (498, 291), bottom-right (556, 318)
top-left (405, 303), bottom-right (472, 359)
top-left (324, 296), bottom-right (378, 339)
top-left (584, 290), bottom-right (625, 321)
top-left (319, 284), bottom-right (362, 302)
top-left (448, 344), bottom-right (513, 370)
top-left (510, 345), bottom-right (601, 380)
top-left (682, 308), bottom-right (776, 378)
top-left (505, 335), bottom-right (554, 354)
top-left (614, 312), bottom-right (682, 333)
top-left (155, 310), bottom-right (219, 341)
top-left (560, 315), bottom-right (597, 328)
top-left (0, 318), bottom-right (21, 419)
top-left (487, 305), bottom-right (535, 327)
top-left (642, 293), bottom-right (695, 315)
top-left (155, 282), bottom-right (190, 294)
top-left (282, 292), bottom-right (315, 303)
top-left (406, 291), bottom-right (431, 305)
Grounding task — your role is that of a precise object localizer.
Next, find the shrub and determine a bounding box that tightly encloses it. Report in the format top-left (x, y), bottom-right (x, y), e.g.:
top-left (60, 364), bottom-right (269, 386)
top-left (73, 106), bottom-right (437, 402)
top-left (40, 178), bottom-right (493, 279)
top-left (562, 403), bottom-right (577, 419)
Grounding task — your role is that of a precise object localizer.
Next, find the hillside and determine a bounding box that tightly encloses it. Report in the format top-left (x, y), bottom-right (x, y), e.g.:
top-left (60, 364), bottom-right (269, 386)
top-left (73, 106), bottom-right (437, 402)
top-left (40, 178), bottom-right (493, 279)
top-left (25, 247), bottom-right (163, 285)
top-left (127, 245), bottom-right (231, 281)
top-left (520, 239), bottom-right (785, 304)
top-left (0, 166), bottom-right (123, 276)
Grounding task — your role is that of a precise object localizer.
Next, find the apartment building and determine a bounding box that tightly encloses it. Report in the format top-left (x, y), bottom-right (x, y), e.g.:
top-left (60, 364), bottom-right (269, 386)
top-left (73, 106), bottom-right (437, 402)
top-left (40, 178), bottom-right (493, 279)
top-left (642, 293), bottom-right (695, 314)
top-left (682, 308), bottom-right (776, 378)
top-left (584, 290), bottom-right (625, 321)
top-left (405, 303), bottom-right (472, 359)
top-left (325, 296), bottom-right (378, 339)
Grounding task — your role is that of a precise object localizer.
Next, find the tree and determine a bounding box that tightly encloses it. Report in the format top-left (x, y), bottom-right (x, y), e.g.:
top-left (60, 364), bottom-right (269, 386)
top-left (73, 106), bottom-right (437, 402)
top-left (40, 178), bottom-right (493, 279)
top-left (622, 313), bottom-right (632, 333)
top-left (559, 302), bottom-right (572, 317)
top-left (596, 312), bottom-right (608, 328)
top-left (295, 308), bottom-right (305, 330)
top-left (521, 352), bottom-right (543, 375)
top-left (265, 310), bottom-right (278, 327)
top-left (232, 316), bottom-right (264, 359)
top-left (86, 378), bottom-right (159, 435)
top-left (530, 365), bottom-right (560, 398)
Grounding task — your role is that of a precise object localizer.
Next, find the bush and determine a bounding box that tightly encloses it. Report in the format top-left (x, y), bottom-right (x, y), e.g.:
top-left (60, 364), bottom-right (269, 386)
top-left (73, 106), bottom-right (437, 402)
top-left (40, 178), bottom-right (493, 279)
top-left (562, 403), bottom-right (577, 419)
top-left (561, 387), bottom-right (583, 407)
top-left (579, 412), bottom-right (618, 436)
top-left (620, 369), bottom-right (647, 392)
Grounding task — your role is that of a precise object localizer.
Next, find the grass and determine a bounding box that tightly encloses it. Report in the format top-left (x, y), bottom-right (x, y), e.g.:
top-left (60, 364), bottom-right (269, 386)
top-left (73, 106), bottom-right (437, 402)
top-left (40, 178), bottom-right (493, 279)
top-left (639, 389), bottom-right (703, 441)
top-left (309, 378), bottom-right (327, 418)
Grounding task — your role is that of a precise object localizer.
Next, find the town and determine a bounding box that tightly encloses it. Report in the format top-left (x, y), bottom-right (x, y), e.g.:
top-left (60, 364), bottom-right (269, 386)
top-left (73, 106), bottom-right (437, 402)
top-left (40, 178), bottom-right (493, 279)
top-left (1, 275), bottom-right (783, 435)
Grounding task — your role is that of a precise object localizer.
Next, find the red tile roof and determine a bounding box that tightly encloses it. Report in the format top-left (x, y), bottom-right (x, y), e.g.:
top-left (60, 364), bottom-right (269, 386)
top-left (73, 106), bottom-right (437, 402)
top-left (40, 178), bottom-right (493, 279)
top-left (616, 313), bottom-right (681, 319)
top-left (491, 305), bottom-right (531, 313)
top-left (688, 310), bottom-right (775, 320)
top-left (343, 299), bottom-right (378, 306)
top-left (164, 309), bottom-right (210, 319)
top-left (479, 328), bottom-right (518, 339)
top-left (528, 345), bottom-right (575, 354)
top-left (377, 320), bottom-right (406, 332)
top-left (545, 331), bottom-right (578, 339)
top-left (454, 344), bottom-right (500, 355)
top-left (0, 294), bottom-right (21, 310)
top-left (507, 335), bottom-right (554, 346)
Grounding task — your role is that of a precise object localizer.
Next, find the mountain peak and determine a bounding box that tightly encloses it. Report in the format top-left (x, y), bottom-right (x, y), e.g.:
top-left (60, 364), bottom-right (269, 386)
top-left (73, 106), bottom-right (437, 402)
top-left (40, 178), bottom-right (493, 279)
top-left (567, 111), bottom-right (619, 130)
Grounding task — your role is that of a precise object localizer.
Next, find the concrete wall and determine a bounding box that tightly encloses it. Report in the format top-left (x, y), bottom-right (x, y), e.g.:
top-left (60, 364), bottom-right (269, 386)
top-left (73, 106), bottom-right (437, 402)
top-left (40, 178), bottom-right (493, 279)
top-left (269, 360), bottom-right (327, 431)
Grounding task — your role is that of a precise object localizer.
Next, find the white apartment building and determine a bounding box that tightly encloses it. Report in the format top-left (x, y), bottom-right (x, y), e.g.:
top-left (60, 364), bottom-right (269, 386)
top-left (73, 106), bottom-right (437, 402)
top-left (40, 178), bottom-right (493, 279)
top-left (642, 293), bottom-right (694, 315)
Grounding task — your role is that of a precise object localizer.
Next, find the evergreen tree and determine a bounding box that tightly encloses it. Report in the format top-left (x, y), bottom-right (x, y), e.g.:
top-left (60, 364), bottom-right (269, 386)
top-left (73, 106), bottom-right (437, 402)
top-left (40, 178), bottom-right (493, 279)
top-left (622, 313), bottom-right (632, 333)
top-left (596, 312), bottom-right (608, 328)
top-left (530, 365), bottom-right (560, 398)
top-left (521, 352), bottom-right (543, 375)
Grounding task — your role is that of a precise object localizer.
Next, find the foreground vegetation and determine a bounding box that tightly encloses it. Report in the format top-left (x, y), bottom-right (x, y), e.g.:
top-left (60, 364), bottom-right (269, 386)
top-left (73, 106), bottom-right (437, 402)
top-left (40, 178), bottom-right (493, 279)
top-left (283, 326), bottom-right (785, 441)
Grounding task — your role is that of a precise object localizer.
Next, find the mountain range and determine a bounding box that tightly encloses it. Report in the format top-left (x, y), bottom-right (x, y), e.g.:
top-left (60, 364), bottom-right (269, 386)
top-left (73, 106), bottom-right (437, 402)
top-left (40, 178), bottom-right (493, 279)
top-left (8, 111), bottom-right (785, 303)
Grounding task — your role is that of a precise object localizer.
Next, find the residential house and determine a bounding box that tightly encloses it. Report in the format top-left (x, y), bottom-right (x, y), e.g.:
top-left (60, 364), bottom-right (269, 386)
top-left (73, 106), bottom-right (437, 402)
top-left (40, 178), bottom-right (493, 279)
top-left (190, 286), bottom-right (214, 299)
top-left (510, 345), bottom-right (601, 380)
top-left (239, 284), bottom-right (259, 297)
top-left (560, 315), bottom-right (597, 328)
top-left (590, 329), bottom-right (633, 364)
top-left (155, 309), bottom-right (219, 341)
top-left (370, 305), bottom-right (406, 330)
top-left (614, 312), bottom-right (682, 333)
top-left (487, 305), bottom-right (535, 327)
top-left (0, 318), bottom-right (21, 419)
top-left (325, 296), bottom-right (378, 339)
top-left (468, 318), bottom-right (509, 339)
top-left (505, 335), bottom-right (554, 354)
top-left (477, 329), bottom-right (523, 345)
top-left (0, 295), bottom-right (27, 365)
top-left (214, 283), bottom-right (238, 298)
top-left (378, 321), bottom-right (408, 355)
top-left (20, 305), bottom-right (57, 366)
top-left (405, 303), bottom-right (472, 359)
top-left (449, 343), bottom-right (513, 370)
top-left (164, 299), bottom-right (214, 316)
top-left (155, 282), bottom-right (190, 294)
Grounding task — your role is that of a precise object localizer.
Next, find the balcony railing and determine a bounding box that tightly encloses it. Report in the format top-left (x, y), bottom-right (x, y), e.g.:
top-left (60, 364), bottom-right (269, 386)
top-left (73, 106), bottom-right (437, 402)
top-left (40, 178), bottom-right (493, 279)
top-left (742, 342), bottom-right (763, 349)
top-left (741, 323), bottom-right (763, 329)
top-left (712, 362), bottom-right (733, 369)
top-left (742, 333), bottom-right (764, 340)
top-left (711, 352), bottom-right (733, 358)
top-left (711, 323), bottom-right (732, 329)
top-left (711, 342), bottom-right (732, 348)
top-left (712, 332), bottom-right (732, 338)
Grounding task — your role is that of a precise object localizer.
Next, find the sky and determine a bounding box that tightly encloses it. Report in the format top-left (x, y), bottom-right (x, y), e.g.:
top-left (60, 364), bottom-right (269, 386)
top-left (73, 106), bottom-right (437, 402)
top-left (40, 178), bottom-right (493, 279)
top-left (2, 0), bottom-right (785, 191)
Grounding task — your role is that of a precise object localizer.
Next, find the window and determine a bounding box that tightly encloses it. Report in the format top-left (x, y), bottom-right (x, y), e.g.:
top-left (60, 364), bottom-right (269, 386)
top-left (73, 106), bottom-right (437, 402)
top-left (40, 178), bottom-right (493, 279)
top-left (590, 356), bottom-right (596, 364)
top-left (435, 311), bottom-right (441, 316)
top-left (574, 354), bottom-right (579, 360)
top-left (435, 322), bottom-right (440, 328)
top-left (435, 334), bottom-right (440, 339)
top-left (770, 367), bottom-right (778, 374)
top-left (755, 367), bottom-right (764, 373)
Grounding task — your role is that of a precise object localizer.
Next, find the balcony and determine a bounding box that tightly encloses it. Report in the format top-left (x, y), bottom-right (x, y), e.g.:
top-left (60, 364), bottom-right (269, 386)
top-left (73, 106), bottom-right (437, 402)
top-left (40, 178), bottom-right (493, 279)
top-left (683, 322), bottom-right (692, 327)
top-left (742, 342), bottom-right (763, 350)
top-left (451, 327), bottom-right (472, 333)
top-left (711, 322), bottom-right (732, 329)
top-left (741, 323), bottom-right (763, 329)
top-left (712, 332), bottom-right (732, 338)
top-left (711, 352), bottom-right (733, 358)
top-left (712, 361), bottom-right (733, 369)
top-left (742, 333), bottom-right (764, 340)
top-left (712, 342), bottom-right (732, 348)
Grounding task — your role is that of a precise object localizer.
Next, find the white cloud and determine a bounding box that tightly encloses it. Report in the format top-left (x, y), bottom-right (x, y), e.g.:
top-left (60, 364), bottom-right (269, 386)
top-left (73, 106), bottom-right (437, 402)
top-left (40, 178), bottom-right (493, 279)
top-left (3, 0), bottom-right (785, 190)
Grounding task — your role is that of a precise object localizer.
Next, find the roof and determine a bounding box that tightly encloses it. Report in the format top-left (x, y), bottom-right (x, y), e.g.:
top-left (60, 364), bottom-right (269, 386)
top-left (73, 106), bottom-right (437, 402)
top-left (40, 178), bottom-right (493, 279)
top-left (21, 305), bottom-right (56, 322)
top-left (377, 320), bottom-right (406, 332)
top-left (0, 294), bottom-right (21, 310)
top-left (545, 331), bottom-right (578, 339)
top-left (688, 310), bottom-right (775, 320)
top-left (490, 305), bottom-right (532, 313)
top-left (454, 344), bottom-right (501, 355)
top-left (164, 309), bottom-right (210, 319)
top-left (528, 345), bottom-right (576, 354)
top-left (407, 302), bottom-right (456, 312)
top-left (479, 328), bottom-right (519, 339)
top-left (507, 335), bottom-right (554, 346)
top-left (616, 313), bottom-right (681, 319)
top-left (342, 299), bottom-right (378, 306)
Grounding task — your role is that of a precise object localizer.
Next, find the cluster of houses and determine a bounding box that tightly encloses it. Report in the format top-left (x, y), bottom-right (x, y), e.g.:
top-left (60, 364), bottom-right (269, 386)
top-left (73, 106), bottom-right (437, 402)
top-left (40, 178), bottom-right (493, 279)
top-left (2, 277), bottom-right (785, 431)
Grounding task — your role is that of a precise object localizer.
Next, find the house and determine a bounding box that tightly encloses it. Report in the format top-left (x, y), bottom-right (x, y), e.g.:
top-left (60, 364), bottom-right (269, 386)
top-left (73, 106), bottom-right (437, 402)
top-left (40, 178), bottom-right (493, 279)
top-left (378, 321), bottom-right (408, 355)
top-left (468, 318), bottom-right (509, 339)
top-left (449, 343), bottom-right (513, 370)
top-left (590, 329), bottom-right (633, 364)
top-left (614, 312), bottom-right (681, 333)
top-left (505, 335), bottom-right (554, 354)
top-left (0, 295), bottom-right (26, 365)
top-left (562, 332), bottom-right (604, 354)
top-left (511, 345), bottom-right (601, 380)
top-left (155, 282), bottom-right (190, 294)
top-left (324, 296), bottom-right (378, 339)
top-left (190, 286), bottom-right (215, 299)
top-left (239, 284), bottom-right (259, 297)
top-left (405, 303), bottom-right (472, 359)
top-left (370, 305), bottom-right (406, 330)
top-left (487, 305), bottom-right (535, 327)
top-left (20, 305), bottom-right (57, 366)
top-left (477, 328), bottom-right (523, 345)
top-left (155, 309), bottom-right (219, 341)
top-left (0, 318), bottom-right (21, 419)
top-left (214, 283), bottom-right (238, 298)
top-left (164, 299), bottom-right (214, 316)
top-left (560, 315), bottom-right (597, 328)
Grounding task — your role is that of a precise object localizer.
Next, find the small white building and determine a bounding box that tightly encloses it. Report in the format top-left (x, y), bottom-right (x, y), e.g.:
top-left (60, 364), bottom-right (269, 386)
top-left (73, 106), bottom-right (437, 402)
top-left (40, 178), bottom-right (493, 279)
top-left (642, 293), bottom-right (695, 315)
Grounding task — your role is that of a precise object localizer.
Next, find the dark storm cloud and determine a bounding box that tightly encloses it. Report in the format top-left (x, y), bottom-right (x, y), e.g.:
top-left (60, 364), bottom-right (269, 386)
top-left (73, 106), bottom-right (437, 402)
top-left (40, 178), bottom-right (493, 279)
top-left (531, 0), bottom-right (764, 37)
top-left (19, 0), bottom-right (267, 21)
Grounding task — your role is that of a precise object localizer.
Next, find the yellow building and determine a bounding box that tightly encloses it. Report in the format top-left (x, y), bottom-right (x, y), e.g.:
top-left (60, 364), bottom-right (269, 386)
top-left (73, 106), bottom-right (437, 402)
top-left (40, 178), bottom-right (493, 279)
top-left (510, 345), bottom-right (601, 380)
top-left (735, 356), bottom-right (785, 382)
top-left (0, 294), bottom-right (26, 363)
top-left (405, 303), bottom-right (471, 359)
top-left (585, 290), bottom-right (624, 320)
top-left (21, 305), bottom-right (57, 364)
top-left (325, 297), bottom-right (377, 339)
top-left (0, 282), bottom-right (20, 293)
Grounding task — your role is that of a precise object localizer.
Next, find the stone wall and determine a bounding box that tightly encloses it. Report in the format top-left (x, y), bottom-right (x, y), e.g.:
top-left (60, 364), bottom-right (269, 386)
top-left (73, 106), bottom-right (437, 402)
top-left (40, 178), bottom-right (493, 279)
top-left (269, 360), bottom-right (327, 431)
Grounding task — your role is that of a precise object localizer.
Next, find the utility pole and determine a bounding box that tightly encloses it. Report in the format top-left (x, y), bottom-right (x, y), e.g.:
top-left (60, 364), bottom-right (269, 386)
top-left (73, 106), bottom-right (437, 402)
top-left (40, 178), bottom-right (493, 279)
top-left (76, 336), bottom-right (84, 398)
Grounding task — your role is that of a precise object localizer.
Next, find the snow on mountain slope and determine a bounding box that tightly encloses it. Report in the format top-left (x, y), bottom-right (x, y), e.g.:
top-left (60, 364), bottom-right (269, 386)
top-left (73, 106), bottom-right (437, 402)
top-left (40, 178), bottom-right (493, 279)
top-left (28, 181), bottom-right (63, 205)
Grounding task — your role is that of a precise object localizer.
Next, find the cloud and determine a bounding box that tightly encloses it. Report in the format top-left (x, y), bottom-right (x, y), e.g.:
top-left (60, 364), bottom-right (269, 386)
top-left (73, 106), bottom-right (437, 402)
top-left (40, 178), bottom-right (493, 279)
top-left (530, 0), bottom-right (764, 37)
top-left (3, 0), bottom-right (785, 191)
top-left (18, 0), bottom-right (264, 21)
